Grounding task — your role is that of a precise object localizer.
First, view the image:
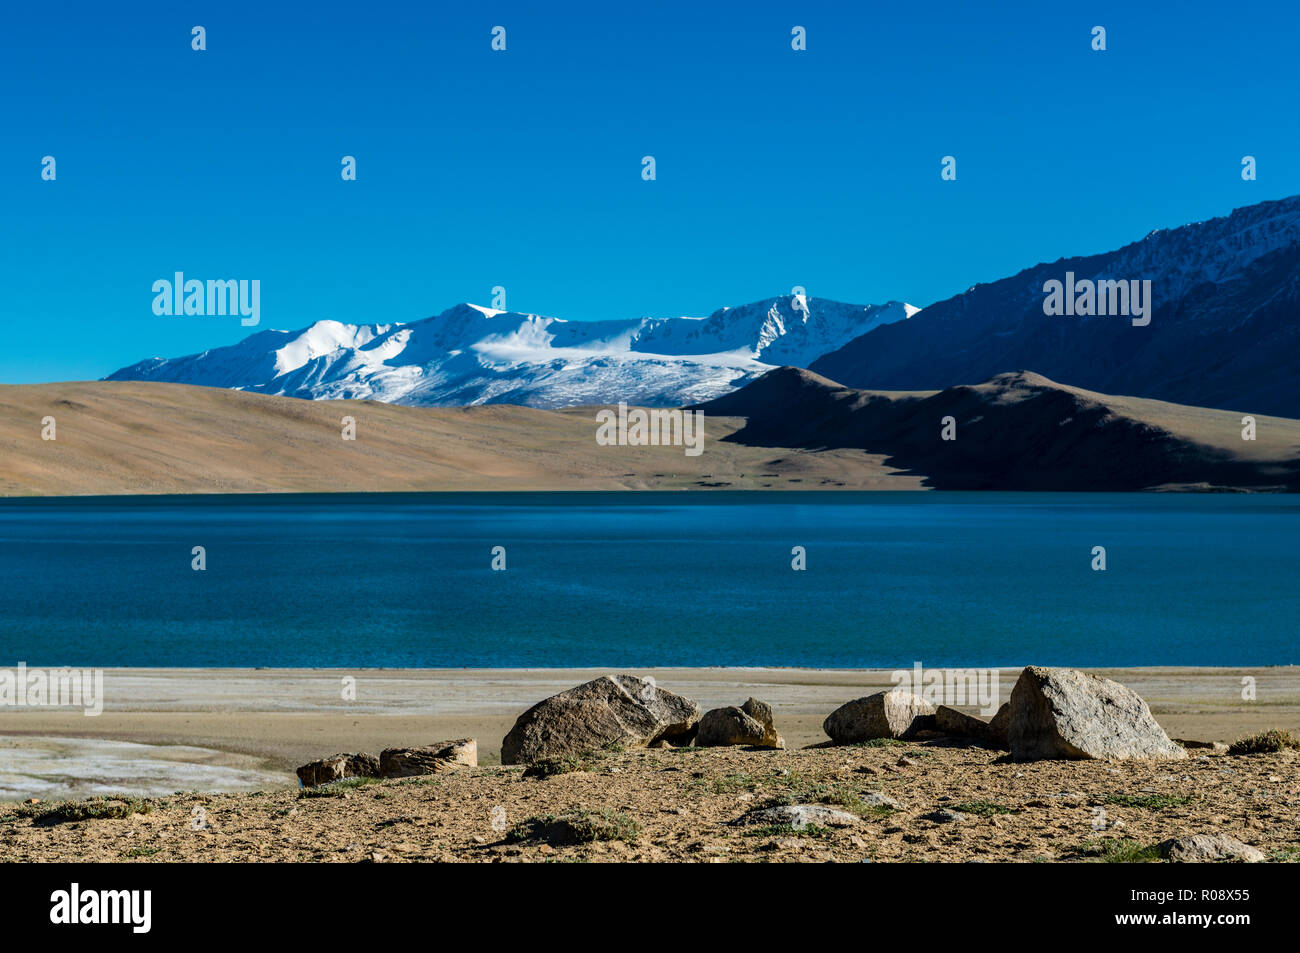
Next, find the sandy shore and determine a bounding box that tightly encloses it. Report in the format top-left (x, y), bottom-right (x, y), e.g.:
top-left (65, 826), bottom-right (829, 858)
top-left (2, 667), bottom-right (1297, 797)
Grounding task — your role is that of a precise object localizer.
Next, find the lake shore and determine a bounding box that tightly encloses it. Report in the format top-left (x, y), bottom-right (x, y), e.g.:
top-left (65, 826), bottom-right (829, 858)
top-left (2, 666), bottom-right (1296, 793)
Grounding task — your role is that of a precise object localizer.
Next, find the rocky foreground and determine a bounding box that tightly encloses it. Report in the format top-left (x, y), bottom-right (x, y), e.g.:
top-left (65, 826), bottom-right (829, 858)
top-left (2, 738), bottom-right (1296, 863)
top-left (2, 667), bottom-right (1297, 863)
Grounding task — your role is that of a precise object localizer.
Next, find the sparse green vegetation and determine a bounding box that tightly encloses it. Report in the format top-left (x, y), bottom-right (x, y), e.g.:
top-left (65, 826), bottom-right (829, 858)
top-left (522, 755), bottom-right (591, 779)
top-left (696, 771), bottom-right (759, 794)
top-left (1079, 838), bottom-right (1163, 863)
top-left (850, 738), bottom-right (906, 748)
top-left (16, 797), bottom-right (156, 825)
top-left (394, 775), bottom-right (441, 787)
top-left (506, 810), bottom-right (640, 845)
top-left (949, 800), bottom-right (1018, 817)
top-left (522, 747), bottom-right (620, 778)
top-left (1228, 729), bottom-right (1300, 755)
top-left (123, 845), bottom-right (162, 858)
top-left (297, 776), bottom-right (385, 799)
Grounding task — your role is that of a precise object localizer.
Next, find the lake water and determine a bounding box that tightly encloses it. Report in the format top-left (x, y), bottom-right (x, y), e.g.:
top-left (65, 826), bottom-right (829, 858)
top-left (0, 492), bottom-right (1295, 669)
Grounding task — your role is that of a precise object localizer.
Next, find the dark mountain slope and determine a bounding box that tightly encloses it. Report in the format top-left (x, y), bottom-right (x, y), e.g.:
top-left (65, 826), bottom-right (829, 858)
top-left (697, 367), bottom-right (1300, 491)
top-left (811, 196), bottom-right (1300, 418)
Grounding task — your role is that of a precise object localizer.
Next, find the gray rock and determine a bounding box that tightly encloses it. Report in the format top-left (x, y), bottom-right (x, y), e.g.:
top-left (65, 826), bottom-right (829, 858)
top-left (923, 808), bottom-right (967, 824)
top-left (296, 752), bottom-right (380, 788)
top-left (986, 702), bottom-right (1011, 747)
top-left (695, 707), bottom-right (764, 747)
top-left (1008, 666), bottom-right (1187, 762)
top-left (501, 675), bottom-right (700, 764)
top-left (696, 697), bottom-right (784, 748)
top-left (1158, 834), bottom-right (1265, 863)
top-left (732, 804), bottom-right (861, 829)
top-left (934, 705), bottom-right (1005, 747)
top-left (740, 698), bottom-right (784, 748)
top-left (379, 739), bottom-right (477, 778)
top-left (824, 689), bottom-right (936, 743)
top-left (858, 792), bottom-right (903, 810)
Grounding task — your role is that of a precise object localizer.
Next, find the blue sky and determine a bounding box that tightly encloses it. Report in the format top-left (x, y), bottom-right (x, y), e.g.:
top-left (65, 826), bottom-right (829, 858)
top-left (1, 0), bottom-right (1296, 383)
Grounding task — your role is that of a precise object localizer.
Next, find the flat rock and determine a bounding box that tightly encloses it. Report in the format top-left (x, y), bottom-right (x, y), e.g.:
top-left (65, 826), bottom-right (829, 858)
top-left (696, 697), bottom-right (784, 748)
top-left (732, 804), bottom-right (861, 829)
top-left (1158, 834), bottom-right (1265, 863)
top-left (379, 739), bottom-right (477, 778)
top-left (296, 752), bottom-right (380, 788)
top-left (859, 792), bottom-right (903, 810)
top-left (501, 675), bottom-right (700, 764)
top-left (824, 689), bottom-right (936, 743)
top-left (1007, 666), bottom-right (1187, 762)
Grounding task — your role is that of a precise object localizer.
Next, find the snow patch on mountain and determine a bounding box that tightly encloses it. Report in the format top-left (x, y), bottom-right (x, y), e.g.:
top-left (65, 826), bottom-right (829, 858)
top-left (106, 296), bottom-right (914, 408)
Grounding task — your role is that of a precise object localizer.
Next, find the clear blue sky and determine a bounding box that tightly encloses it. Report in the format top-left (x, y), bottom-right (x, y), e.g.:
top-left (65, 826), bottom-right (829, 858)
top-left (1, 0), bottom-right (1296, 383)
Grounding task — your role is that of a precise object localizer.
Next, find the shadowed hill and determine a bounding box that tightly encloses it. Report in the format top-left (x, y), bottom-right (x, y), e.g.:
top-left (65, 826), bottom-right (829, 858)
top-left (696, 367), bottom-right (1300, 491)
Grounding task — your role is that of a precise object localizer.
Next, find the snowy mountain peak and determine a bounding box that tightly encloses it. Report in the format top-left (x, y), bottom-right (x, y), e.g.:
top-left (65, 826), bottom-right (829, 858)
top-left (106, 295), bottom-right (914, 409)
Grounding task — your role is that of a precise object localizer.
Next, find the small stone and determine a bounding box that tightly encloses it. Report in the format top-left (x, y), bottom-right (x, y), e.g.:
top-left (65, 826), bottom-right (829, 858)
top-left (922, 809), bottom-right (967, 824)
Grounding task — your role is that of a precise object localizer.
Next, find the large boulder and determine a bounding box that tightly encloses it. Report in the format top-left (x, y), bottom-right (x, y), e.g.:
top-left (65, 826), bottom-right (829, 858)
top-left (501, 675), bottom-right (700, 764)
top-left (824, 690), bottom-right (936, 743)
top-left (1007, 666), bottom-right (1187, 761)
top-left (696, 698), bottom-right (784, 749)
top-left (379, 739), bottom-right (477, 778)
top-left (295, 752), bottom-right (380, 788)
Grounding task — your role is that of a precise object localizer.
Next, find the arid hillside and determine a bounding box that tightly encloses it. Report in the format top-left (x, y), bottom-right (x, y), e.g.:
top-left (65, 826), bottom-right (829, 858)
top-left (0, 381), bottom-right (920, 496)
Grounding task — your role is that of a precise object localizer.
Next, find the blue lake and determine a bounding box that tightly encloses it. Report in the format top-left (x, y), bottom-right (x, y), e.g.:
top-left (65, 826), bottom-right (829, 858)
top-left (0, 492), bottom-right (1295, 668)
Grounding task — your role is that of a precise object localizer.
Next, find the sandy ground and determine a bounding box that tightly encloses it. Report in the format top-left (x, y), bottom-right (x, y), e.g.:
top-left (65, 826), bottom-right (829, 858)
top-left (2, 666), bottom-right (1296, 778)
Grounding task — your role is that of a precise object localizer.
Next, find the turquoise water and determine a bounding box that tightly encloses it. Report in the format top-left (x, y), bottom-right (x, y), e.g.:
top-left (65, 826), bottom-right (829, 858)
top-left (0, 492), bottom-right (1295, 668)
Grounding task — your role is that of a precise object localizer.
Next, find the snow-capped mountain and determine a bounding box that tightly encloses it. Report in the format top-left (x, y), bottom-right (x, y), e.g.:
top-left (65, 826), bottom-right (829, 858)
top-left (106, 296), bottom-right (916, 408)
top-left (812, 194), bottom-right (1300, 418)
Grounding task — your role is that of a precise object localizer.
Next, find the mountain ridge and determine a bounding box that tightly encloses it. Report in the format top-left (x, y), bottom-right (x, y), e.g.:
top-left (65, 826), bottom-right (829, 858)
top-left (811, 194), bottom-right (1300, 417)
top-left (106, 297), bottom-right (915, 409)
